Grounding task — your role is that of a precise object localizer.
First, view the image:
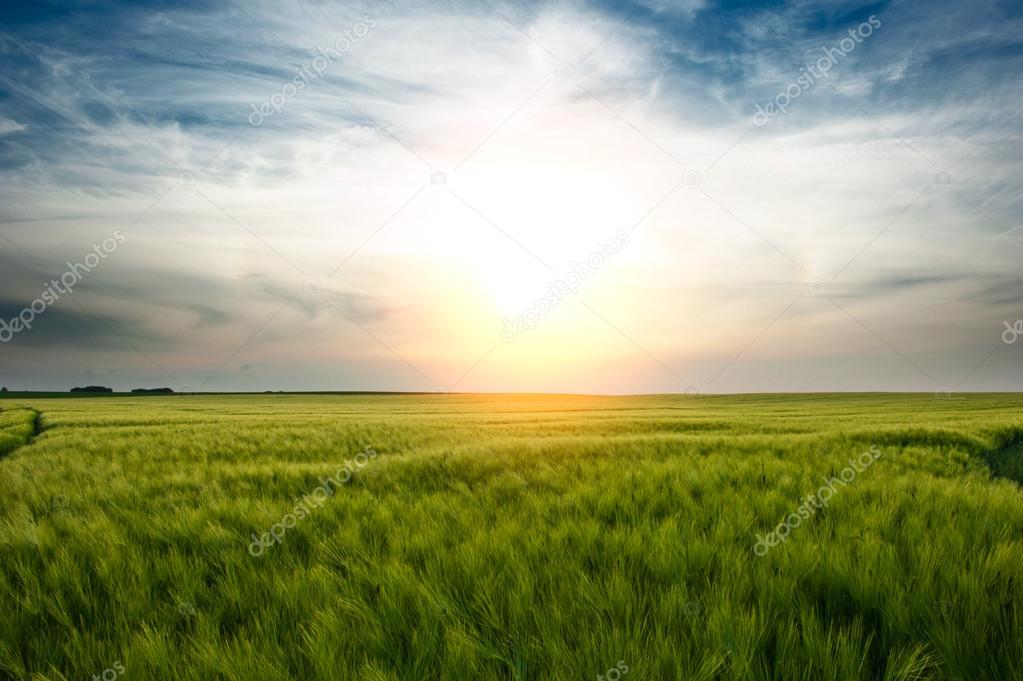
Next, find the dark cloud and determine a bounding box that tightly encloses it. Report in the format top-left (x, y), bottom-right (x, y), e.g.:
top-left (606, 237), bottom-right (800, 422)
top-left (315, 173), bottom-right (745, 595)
top-left (0, 297), bottom-right (165, 349)
top-left (0, 250), bottom-right (389, 352)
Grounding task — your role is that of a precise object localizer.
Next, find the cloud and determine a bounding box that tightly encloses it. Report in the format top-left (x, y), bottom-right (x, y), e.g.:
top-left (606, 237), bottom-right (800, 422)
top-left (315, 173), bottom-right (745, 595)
top-left (0, 0), bottom-right (1020, 391)
top-left (0, 116), bottom-right (24, 133)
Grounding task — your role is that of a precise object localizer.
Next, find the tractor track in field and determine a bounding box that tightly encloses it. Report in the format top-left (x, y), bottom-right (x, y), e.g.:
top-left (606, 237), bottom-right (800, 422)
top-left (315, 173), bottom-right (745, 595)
top-left (986, 431), bottom-right (1023, 486)
top-left (29, 408), bottom-right (43, 438)
top-left (0, 405), bottom-right (46, 459)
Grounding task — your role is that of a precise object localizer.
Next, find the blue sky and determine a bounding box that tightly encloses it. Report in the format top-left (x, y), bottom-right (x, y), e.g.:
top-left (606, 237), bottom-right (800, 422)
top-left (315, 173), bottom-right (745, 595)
top-left (0, 0), bottom-right (1021, 393)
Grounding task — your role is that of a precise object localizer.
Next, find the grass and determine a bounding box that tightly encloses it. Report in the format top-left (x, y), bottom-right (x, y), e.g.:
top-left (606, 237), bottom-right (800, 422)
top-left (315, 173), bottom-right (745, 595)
top-left (0, 393), bottom-right (1021, 680)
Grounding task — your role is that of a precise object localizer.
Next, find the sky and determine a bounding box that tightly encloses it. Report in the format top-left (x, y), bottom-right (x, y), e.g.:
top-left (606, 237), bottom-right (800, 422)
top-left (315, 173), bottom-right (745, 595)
top-left (0, 0), bottom-right (1021, 394)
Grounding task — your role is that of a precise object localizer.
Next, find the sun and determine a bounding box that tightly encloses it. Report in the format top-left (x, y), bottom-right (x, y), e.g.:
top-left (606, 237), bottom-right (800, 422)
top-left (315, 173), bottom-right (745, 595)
top-left (474, 254), bottom-right (549, 318)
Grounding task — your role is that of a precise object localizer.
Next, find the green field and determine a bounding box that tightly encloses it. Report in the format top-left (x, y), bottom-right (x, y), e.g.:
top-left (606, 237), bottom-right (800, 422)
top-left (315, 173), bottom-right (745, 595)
top-left (1, 393), bottom-right (1021, 680)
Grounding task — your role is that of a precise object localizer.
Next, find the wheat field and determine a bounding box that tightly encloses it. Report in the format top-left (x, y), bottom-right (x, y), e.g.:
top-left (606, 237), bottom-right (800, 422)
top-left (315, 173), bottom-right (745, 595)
top-left (0, 393), bottom-right (1021, 680)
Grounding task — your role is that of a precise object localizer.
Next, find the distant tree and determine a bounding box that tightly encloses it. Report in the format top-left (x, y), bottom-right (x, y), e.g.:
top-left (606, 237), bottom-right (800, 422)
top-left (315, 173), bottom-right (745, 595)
top-left (1, 387), bottom-right (7, 392)
top-left (70, 386), bottom-right (114, 393)
top-left (130, 388), bottom-right (175, 394)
